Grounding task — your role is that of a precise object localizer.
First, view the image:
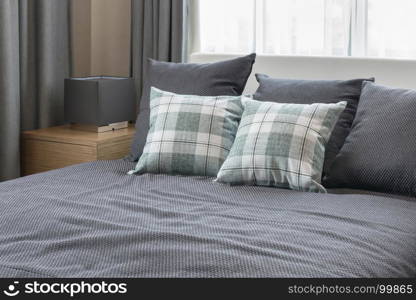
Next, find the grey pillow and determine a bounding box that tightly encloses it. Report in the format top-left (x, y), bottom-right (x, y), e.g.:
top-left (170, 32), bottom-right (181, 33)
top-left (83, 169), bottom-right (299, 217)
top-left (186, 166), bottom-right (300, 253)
top-left (253, 74), bottom-right (374, 174)
top-left (324, 82), bottom-right (416, 197)
top-left (128, 54), bottom-right (256, 161)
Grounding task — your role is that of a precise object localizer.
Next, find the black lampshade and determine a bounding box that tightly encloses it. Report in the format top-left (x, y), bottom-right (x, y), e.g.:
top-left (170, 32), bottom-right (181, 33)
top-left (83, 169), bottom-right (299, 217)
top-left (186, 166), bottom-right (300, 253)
top-left (64, 76), bottom-right (136, 126)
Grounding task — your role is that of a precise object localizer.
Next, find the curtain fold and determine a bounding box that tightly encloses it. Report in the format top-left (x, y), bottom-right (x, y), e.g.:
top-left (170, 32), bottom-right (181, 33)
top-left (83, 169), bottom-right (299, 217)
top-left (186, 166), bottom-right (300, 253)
top-left (0, 0), bottom-right (70, 181)
top-left (0, 0), bottom-right (20, 181)
top-left (131, 0), bottom-right (184, 108)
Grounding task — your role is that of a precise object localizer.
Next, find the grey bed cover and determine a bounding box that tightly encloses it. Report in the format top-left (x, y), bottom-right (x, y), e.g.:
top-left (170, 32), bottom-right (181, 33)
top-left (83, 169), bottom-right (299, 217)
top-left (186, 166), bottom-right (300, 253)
top-left (0, 160), bottom-right (415, 278)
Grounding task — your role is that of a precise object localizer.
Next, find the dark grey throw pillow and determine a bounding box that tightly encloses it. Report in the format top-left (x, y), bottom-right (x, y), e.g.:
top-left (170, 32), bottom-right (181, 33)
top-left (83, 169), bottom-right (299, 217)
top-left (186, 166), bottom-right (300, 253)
top-left (324, 82), bottom-right (416, 197)
top-left (253, 74), bottom-right (374, 174)
top-left (128, 54), bottom-right (256, 161)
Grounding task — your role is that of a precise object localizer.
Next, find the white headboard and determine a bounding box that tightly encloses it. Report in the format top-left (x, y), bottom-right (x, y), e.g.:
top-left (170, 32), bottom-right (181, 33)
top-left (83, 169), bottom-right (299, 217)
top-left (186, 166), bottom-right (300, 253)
top-left (190, 53), bottom-right (416, 94)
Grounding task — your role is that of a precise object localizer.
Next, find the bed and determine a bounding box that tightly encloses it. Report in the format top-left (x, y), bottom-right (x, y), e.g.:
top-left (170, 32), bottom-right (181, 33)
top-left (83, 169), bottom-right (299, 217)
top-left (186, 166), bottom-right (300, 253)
top-left (0, 159), bottom-right (415, 277)
top-left (1, 54), bottom-right (416, 278)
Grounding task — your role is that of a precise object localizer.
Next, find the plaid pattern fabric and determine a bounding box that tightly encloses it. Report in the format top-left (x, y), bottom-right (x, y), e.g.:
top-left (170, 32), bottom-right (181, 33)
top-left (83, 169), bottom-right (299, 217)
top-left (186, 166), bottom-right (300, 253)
top-left (216, 98), bottom-right (346, 192)
top-left (129, 88), bottom-right (243, 177)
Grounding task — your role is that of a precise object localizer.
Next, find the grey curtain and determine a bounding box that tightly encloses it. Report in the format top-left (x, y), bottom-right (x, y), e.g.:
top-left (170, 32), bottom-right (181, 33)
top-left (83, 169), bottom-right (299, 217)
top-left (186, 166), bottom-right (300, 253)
top-left (0, 0), bottom-right (70, 181)
top-left (131, 0), bottom-right (185, 106)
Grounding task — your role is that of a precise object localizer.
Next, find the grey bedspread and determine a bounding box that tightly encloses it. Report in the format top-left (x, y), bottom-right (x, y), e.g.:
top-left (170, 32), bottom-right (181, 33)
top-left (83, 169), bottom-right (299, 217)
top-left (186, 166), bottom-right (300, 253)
top-left (0, 160), bottom-right (415, 278)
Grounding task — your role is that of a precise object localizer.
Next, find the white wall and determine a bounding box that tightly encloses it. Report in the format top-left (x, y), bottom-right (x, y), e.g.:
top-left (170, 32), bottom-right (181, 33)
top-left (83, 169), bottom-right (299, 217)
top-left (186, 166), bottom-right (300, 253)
top-left (191, 53), bottom-right (416, 93)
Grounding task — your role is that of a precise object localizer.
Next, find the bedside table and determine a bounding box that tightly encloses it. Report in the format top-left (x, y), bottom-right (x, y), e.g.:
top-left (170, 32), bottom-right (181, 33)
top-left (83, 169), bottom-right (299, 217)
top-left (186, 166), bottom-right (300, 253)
top-left (21, 124), bottom-right (135, 176)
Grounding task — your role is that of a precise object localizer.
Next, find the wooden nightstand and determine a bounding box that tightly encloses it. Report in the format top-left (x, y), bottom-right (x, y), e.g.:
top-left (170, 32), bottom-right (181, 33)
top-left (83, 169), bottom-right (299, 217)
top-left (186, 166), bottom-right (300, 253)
top-left (22, 124), bottom-right (135, 176)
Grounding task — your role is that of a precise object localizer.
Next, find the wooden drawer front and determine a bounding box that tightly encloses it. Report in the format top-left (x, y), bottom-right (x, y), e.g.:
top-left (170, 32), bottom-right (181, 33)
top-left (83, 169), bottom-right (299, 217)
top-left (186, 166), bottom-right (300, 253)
top-left (97, 138), bottom-right (132, 160)
top-left (22, 139), bottom-right (97, 175)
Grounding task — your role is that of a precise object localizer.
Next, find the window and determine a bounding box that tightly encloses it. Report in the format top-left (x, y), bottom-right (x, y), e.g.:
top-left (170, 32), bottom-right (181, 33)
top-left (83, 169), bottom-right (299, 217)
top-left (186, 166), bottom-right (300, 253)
top-left (196, 0), bottom-right (416, 59)
top-left (367, 0), bottom-right (416, 58)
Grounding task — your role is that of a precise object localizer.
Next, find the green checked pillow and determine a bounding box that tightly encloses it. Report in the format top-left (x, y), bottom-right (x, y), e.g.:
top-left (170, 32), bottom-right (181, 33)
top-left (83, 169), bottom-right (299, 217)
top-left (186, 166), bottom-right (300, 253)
top-left (216, 98), bottom-right (346, 192)
top-left (128, 87), bottom-right (244, 177)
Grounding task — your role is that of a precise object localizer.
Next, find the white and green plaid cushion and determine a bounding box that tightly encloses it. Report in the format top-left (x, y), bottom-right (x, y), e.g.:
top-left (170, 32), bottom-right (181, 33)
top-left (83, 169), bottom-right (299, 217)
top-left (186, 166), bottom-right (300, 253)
top-left (216, 97), bottom-right (346, 192)
top-left (129, 87), bottom-right (244, 177)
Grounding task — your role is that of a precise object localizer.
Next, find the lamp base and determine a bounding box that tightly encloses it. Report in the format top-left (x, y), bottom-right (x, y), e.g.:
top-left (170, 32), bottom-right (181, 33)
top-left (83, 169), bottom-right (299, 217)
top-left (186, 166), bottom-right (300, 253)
top-left (70, 121), bottom-right (129, 133)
